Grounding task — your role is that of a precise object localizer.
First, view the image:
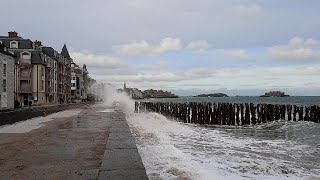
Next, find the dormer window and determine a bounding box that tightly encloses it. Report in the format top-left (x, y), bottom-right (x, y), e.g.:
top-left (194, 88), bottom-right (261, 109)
top-left (21, 51), bottom-right (31, 60)
top-left (10, 41), bottom-right (18, 49)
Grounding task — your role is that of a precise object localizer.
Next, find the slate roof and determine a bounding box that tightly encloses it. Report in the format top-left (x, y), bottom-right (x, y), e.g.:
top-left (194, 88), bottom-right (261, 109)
top-left (61, 44), bottom-right (71, 59)
top-left (42, 47), bottom-right (55, 57)
top-left (74, 68), bottom-right (82, 75)
top-left (0, 38), bottom-right (33, 49)
top-left (0, 43), bottom-right (15, 58)
top-left (13, 50), bottom-right (45, 64)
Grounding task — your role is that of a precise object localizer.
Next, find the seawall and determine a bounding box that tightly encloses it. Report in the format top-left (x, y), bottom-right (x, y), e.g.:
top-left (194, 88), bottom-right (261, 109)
top-left (0, 103), bottom-right (88, 126)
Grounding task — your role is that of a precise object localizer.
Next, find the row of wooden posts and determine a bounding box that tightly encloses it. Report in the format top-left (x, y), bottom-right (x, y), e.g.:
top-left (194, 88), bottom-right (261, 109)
top-left (135, 101), bottom-right (320, 125)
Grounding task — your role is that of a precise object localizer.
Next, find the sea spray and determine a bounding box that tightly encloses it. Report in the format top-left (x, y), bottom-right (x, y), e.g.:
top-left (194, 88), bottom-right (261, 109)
top-left (103, 86), bottom-right (320, 180)
top-left (103, 84), bottom-right (135, 116)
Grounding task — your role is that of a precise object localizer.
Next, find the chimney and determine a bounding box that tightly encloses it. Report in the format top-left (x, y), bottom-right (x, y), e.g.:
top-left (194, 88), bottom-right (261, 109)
top-left (8, 31), bottom-right (18, 38)
top-left (34, 40), bottom-right (42, 48)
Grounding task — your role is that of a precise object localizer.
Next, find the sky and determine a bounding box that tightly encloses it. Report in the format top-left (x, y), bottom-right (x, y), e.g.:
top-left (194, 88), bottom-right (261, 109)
top-left (1, 0), bottom-right (320, 96)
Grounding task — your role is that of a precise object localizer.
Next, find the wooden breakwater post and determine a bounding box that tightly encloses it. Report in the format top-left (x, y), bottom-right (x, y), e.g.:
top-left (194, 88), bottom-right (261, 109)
top-left (134, 101), bottom-right (320, 125)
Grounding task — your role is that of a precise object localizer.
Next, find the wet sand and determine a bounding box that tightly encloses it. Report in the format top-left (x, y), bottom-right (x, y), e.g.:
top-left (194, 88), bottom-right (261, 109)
top-left (0, 104), bottom-right (110, 179)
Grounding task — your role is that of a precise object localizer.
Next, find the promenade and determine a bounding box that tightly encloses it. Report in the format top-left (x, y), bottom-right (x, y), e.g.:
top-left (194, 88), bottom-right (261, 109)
top-left (0, 104), bottom-right (148, 179)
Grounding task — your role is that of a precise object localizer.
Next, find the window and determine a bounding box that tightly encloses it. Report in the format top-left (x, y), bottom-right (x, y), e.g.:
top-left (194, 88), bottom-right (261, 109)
top-left (10, 41), bottom-right (18, 48)
top-left (21, 51), bottom-right (31, 60)
top-left (72, 83), bottom-right (76, 87)
top-left (41, 80), bottom-right (44, 90)
top-left (41, 67), bottom-right (44, 76)
top-left (72, 76), bottom-right (76, 80)
top-left (3, 79), bottom-right (6, 92)
top-left (3, 64), bottom-right (6, 77)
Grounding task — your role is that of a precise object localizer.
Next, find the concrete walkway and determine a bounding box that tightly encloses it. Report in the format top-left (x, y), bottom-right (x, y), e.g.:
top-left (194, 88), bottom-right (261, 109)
top-left (0, 104), bottom-right (148, 180)
top-left (98, 106), bottom-right (148, 180)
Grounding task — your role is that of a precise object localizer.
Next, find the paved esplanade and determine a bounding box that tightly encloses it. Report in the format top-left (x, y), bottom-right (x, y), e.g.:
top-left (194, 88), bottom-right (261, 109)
top-left (0, 104), bottom-right (148, 180)
top-left (98, 105), bottom-right (148, 179)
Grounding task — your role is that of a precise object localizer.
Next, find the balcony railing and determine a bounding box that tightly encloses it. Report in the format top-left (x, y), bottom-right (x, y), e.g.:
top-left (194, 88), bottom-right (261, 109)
top-left (46, 87), bottom-right (53, 93)
top-left (20, 73), bottom-right (32, 80)
top-left (19, 59), bottom-right (31, 65)
top-left (20, 85), bottom-right (32, 93)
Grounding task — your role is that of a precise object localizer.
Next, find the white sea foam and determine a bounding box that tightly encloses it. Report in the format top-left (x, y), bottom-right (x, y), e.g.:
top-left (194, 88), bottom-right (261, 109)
top-left (104, 87), bottom-right (320, 180)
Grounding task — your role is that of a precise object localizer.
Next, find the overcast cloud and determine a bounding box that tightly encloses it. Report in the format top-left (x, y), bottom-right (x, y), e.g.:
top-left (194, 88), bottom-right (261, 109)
top-left (1, 0), bottom-right (320, 95)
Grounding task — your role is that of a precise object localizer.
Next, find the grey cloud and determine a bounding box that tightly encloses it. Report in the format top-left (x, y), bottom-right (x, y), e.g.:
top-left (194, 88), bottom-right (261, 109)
top-left (70, 51), bottom-right (127, 69)
top-left (267, 37), bottom-right (320, 61)
top-left (2, 0), bottom-right (320, 51)
top-left (112, 38), bottom-right (182, 56)
top-left (139, 61), bottom-right (170, 71)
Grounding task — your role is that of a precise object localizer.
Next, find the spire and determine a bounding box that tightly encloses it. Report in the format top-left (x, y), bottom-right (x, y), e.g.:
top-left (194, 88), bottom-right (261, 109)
top-left (61, 44), bottom-right (71, 59)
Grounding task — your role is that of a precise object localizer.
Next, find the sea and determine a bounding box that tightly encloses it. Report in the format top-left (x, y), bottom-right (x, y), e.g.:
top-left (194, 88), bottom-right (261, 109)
top-left (143, 96), bottom-right (320, 106)
top-left (105, 91), bottom-right (320, 180)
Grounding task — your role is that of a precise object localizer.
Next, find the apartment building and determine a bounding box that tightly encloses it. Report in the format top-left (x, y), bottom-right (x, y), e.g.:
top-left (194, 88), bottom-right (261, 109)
top-left (60, 44), bottom-right (71, 103)
top-left (0, 31), bottom-right (71, 105)
top-left (0, 43), bottom-right (15, 109)
top-left (70, 61), bottom-right (92, 102)
top-left (70, 62), bottom-right (84, 102)
top-left (42, 46), bottom-right (60, 104)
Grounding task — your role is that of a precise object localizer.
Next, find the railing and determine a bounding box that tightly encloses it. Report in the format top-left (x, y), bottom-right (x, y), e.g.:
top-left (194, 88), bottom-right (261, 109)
top-left (20, 73), bottom-right (31, 80)
top-left (135, 102), bottom-right (320, 125)
top-left (19, 59), bottom-right (31, 64)
top-left (46, 87), bottom-right (53, 93)
top-left (20, 85), bottom-right (32, 93)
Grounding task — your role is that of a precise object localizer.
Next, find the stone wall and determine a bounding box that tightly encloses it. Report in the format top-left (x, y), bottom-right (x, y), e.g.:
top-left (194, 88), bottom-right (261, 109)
top-left (0, 103), bottom-right (86, 126)
top-left (0, 53), bottom-right (15, 110)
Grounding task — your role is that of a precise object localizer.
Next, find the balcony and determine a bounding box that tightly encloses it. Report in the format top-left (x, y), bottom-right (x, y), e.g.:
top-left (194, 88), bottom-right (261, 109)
top-left (19, 59), bottom-right (32, 67)
top-left (46, 87), bottom-right (53, 93)
top-left (20, 73), bottom-right (32, 80)
top-left (46, 74), bottom-right (53, 80)
top-left (20, 85), bottom-right (32, 93)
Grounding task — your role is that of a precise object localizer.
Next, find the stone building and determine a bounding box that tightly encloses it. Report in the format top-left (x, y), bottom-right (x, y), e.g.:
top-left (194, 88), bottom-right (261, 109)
top-left (42, 46), bottom-right (60, 104)
top-left (70, 62), bottom-right (91, 102)
top-left (70, 62), bottom-right (83, 102)
top-left (60, 44), bottom-right (71, 103)
top-left (0, 43), bottom-right (15, 109)
top-left (0, 31), bottom-right (71, 105)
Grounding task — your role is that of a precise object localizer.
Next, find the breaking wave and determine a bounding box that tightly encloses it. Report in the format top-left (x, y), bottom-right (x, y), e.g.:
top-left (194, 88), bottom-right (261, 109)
top-left (105, 86), bottom-right (320, 179)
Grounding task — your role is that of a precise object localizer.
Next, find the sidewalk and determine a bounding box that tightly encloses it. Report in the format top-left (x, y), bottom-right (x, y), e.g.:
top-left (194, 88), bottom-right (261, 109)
top-left (0, 104), bottom-right (148, 179)
top-left (98, 106), bottom-right (148, 179)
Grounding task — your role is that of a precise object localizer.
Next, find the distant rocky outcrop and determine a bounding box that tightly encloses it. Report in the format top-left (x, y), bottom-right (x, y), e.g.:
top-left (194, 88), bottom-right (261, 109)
top-left (194, 93), bottom-right (229, 97)
top-left (260, 91), bottom-right (289, 97)
top-left (143, 89), bottom-right (178, 98)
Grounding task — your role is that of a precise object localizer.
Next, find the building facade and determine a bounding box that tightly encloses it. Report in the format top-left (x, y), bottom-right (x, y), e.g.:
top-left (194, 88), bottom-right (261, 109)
top-left (60, 44), bottom-right (71, 103)
top-left (70, 62), bottom-right (91, 102)
top-left (0, 43), bottom-right (15, 109)
top-left (70, 62), bottom-right (83, 102)
top-left (0, 31), bottom-right (72, 106)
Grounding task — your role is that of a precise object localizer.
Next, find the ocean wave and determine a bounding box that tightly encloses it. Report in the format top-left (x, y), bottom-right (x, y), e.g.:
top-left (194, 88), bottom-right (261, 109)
top-left (127, 112), bottom-right (320, 179)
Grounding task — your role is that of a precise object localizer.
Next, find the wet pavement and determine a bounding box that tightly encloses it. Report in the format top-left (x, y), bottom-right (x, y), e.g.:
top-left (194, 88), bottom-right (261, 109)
top-left (0, 104), bottom-right (148, 180)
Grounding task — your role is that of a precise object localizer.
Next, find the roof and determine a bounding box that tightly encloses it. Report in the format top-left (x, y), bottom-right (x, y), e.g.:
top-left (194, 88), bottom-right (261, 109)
top-left (61, 44), bottom-right (71, 59)
top-left (74, 68), bottom-right (82, 74)
top-left (0, 43), bottom-right (15, 58)
top-left (0, 38), bottom-right (33, 49)
top-left (13, 50), bottom-right (45, 64)
top-left (42, 47), bottom-right (55, 57)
